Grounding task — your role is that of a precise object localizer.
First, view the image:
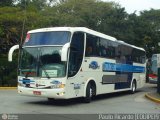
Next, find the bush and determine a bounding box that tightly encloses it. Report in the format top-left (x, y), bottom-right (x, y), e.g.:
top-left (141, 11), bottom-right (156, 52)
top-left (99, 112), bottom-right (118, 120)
top-left (0, 53), bottom-right (18, 87)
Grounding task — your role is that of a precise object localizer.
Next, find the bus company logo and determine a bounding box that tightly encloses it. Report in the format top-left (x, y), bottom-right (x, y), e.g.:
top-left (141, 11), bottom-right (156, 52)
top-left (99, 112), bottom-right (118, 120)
top-left (50, 80), bottom-right (61, 84)
top-left (103, 62), bottom-right (116, 71)
top-left (89, 61), bottom-right (100, 69)
top-left (2, 114), bottom-right (8, 120)
top-left (25, 33), bottom-right (30, 43)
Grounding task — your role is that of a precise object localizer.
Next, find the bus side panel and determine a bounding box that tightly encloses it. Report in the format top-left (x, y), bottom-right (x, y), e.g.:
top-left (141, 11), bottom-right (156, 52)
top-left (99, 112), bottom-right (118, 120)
top-left (132, 63), bottom-right (146, 89)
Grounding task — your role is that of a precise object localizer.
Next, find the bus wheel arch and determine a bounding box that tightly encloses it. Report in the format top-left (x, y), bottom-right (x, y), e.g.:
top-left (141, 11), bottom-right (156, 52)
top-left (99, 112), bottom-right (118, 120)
top-left (83, 80), bottom-right (96, 103)
top-left (130, 79), bottom-right (137, 94)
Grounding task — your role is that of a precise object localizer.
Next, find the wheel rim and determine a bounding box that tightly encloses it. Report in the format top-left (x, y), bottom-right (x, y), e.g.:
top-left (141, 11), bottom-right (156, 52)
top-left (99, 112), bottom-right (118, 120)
top-left (132, 82), bottom-right (135, 92)
top-left (90, 88), bottom-right (93, 97)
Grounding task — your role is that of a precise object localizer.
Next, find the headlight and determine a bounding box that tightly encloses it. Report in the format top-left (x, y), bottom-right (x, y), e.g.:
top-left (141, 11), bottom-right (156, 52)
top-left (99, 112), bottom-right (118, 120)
top-left (51, 84), bottom-right (65, 89)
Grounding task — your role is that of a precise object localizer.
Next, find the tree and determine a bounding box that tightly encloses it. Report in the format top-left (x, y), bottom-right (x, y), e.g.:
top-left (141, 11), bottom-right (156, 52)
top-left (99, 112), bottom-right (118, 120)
top-left (0, 7), bottom-right (23, 53)
top-left (16, 0), bottom-right (53, 10)
top-left (138, 9), bottom-right (160, 57)
top-left (0, 0), bottom-right (13, 7)
top-left (46, 0), bottom-right (127, 35)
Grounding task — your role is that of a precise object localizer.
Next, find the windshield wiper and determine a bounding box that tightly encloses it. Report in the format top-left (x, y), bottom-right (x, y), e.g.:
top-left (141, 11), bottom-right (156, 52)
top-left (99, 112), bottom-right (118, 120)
top-left (39, 60), bottom-right (50, 79)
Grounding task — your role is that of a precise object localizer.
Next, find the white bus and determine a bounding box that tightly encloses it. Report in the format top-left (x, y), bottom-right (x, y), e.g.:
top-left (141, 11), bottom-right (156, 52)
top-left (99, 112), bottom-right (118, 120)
top-left (148, 54), bottom-right (160, 84)
top-left (8, 27), bottom-right (146, 103)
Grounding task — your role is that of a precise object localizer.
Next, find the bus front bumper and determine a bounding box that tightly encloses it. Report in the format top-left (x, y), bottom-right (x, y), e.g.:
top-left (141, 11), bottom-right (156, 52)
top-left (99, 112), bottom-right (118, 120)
top-left (18, 86), bottom-right (67, 99)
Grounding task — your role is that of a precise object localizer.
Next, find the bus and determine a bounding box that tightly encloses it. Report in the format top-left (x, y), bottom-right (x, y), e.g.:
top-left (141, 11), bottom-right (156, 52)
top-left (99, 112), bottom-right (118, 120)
top-left (8, 27), bottom-right (146, 103)
top-left (148, 54), bottom-right (160, 84)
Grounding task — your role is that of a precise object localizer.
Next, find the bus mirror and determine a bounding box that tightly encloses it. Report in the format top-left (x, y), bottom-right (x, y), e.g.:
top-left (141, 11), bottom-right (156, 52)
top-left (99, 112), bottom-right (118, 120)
top-left (61, 43), bottom-right (70, 61)
top-left (8, 44), bottom-right (19, 62)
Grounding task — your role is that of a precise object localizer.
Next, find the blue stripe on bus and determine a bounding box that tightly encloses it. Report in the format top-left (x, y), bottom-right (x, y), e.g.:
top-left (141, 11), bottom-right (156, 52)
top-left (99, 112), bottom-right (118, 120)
top-left (103, 62), bottom-right (145, 73)
top-left (19, 79), bottom-right (35, 84)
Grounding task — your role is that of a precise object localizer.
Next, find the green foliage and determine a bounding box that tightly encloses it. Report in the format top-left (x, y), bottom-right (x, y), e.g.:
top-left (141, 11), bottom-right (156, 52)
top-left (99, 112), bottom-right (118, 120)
top-left (0, 7), bottom-right (24, 53)
top-left (0, 0), bottom-right (13, 7)
top-left (0, 53), bottom-right (18, 87)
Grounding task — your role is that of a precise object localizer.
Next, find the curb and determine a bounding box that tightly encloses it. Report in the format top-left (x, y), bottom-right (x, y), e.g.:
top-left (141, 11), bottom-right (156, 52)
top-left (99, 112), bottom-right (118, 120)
top-left (145, 93), bottom-right (160, 103)
top-left (0, 87), bottom-right (17, 90)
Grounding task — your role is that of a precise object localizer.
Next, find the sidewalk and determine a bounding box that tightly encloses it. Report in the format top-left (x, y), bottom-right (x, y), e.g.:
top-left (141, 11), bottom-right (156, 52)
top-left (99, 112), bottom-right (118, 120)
top-left (145, 92), bottom-right (160, 103)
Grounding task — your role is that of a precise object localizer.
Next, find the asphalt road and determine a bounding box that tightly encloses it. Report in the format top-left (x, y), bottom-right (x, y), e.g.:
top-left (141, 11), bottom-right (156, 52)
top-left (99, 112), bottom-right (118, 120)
top-left (0, 83), bottom-right (160, 120)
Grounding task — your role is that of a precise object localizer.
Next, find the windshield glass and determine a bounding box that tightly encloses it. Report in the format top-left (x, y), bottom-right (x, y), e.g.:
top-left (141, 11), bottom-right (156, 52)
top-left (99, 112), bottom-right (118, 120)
top-left (24, 31), bottom-right (71, 46)
top-left (39, 47), bottom-right (66, 78)
top-left (19, 48), bottom-right (38, 77)
top-left (151, 59), bottom-right (157, 74)
top-left (19, 47), bottom-right (66, 78)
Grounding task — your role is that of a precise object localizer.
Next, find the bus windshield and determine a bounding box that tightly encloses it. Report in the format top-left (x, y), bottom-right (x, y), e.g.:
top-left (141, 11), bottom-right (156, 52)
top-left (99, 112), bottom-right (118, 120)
top-left (19, 47), bottom-right (66, 78)
top-left (151, 54), bottom-right (158, 75)
top-left (24, 31), bottom-right (71, 46)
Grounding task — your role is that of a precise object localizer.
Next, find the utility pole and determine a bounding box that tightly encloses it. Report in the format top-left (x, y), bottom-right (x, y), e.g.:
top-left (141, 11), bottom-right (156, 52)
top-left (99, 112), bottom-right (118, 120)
top-left (158, 68), bottom-right (160, 94)
top-left (157, 42), bottom-right (160, 94)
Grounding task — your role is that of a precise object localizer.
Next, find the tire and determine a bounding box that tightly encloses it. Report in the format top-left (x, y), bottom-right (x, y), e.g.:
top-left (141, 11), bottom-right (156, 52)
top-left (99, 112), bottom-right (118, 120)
top-left (83, 83), bottom-right (95, 103)
top-left (130, 80), bottom-right (136, 94)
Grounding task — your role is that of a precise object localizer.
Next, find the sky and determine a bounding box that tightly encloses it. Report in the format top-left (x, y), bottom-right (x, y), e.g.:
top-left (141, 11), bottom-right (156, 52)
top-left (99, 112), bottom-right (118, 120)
top-left (103, 0), bottom-right (160, 14)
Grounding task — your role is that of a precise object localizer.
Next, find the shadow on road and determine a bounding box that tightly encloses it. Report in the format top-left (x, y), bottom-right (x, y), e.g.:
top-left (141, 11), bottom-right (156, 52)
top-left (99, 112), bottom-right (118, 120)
top-left (25, 90), bottom-right (142, 106)
top-left (26, 98), bottom-right (83, 106)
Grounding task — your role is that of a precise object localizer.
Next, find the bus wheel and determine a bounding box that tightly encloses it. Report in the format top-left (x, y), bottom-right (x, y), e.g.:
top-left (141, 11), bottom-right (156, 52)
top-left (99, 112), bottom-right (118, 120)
top-left (130, 80), bottom-right (136, 94)
top-left (83, 83), bottom-right (95, 103)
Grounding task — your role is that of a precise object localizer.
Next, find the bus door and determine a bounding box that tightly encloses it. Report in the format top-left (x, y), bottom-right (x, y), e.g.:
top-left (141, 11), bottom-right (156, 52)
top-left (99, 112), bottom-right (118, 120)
top-left (67, 32), bottom-right (85, 97)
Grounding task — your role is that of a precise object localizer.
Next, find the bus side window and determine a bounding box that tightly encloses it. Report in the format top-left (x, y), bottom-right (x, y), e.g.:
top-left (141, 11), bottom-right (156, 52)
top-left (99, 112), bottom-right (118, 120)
top-left (85, 34), bottom-right (99, 57)
top-left (86, 46), bottom-right (93, 56)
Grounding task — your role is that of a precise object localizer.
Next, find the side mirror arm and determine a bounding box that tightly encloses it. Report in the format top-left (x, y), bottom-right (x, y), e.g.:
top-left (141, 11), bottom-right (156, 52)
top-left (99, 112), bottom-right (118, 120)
top-left (8, 45), bottom-right (19, 62)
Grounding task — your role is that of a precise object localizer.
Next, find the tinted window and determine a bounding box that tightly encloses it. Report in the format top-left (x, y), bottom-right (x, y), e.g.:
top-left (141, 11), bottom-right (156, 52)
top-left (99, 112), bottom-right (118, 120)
top-left (85, 33), bottom-right (146, 64)
top-left (115, 44), bottom-right (133, 63)
top-left (99, 38), bottom-right (116, 59)
top-left (132, 49), bottom-right (146, 63)
top-left (85, 34), bottom-right (99, 57)
top-left (24, 31), bottom-right (71, 46)
top-left (68, 32), bottom-right (84, 77)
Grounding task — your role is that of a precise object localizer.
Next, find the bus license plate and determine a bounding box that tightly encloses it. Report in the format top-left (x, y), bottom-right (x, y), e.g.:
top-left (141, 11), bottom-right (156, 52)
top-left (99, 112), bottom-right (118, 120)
top-left (33, 91), bottom-right (41, 95)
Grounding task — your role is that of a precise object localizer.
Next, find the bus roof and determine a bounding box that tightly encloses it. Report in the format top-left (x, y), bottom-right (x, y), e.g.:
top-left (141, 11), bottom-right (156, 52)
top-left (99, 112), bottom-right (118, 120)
top-left (117, 40), bottom-right (145, 51)
top-left (28, 27), bottom-right (117, 41)
top-left (28, 27), bottom-right (145, 51)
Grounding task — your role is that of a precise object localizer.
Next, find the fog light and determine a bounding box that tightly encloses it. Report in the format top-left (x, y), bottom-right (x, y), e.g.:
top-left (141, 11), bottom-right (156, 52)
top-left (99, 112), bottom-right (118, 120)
top-left (18, 90), bottom-right (22, 93)
top-left (57, 92), bottom-right (65, 96)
